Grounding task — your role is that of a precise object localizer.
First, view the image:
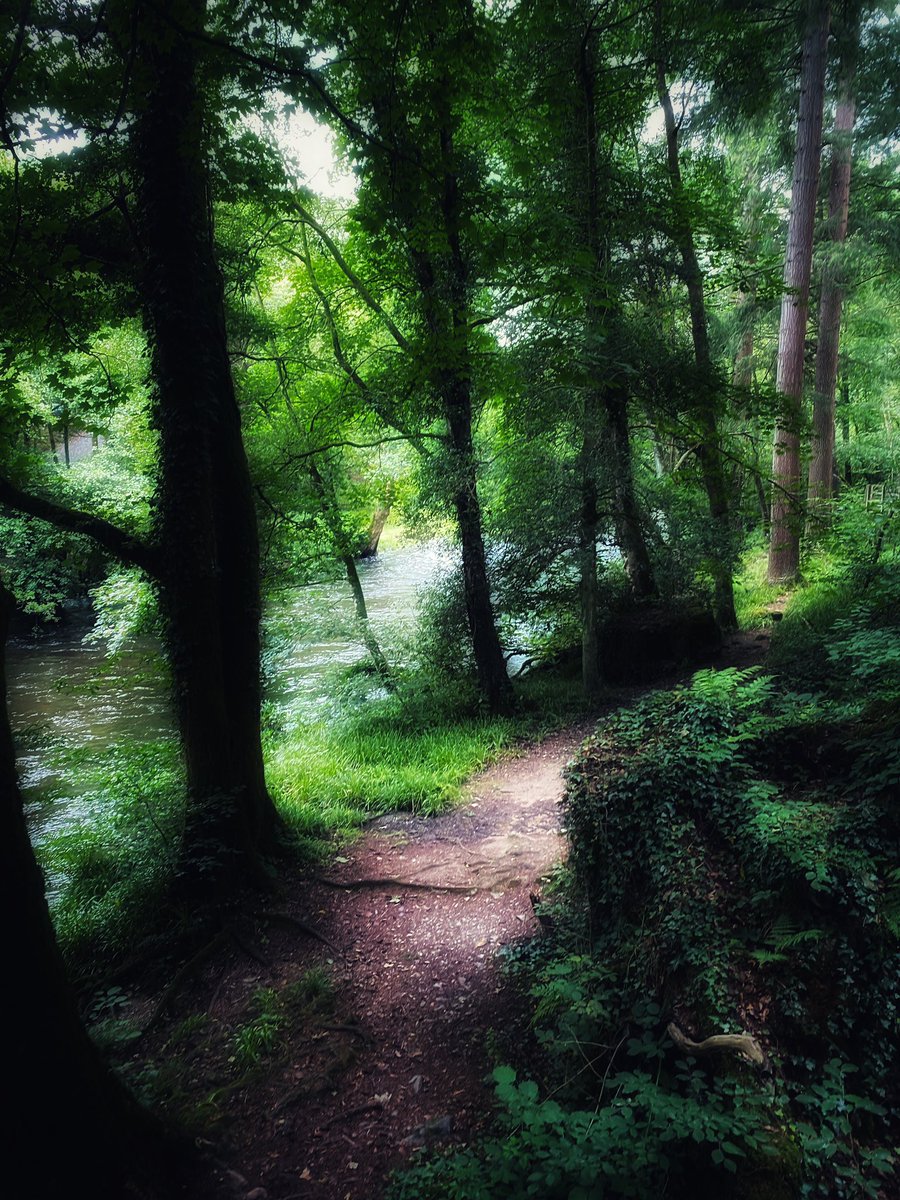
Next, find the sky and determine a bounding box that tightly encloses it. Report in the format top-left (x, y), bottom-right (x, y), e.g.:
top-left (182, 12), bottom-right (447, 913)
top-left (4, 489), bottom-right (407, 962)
top-left (252, 97), bottom-right (358, 203)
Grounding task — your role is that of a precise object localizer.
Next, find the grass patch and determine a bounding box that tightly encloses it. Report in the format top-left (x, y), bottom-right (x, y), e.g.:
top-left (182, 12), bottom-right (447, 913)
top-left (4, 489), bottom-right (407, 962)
top-left (269, 712), bottom-right (514, 835)
top-left (269, 664), bottom-right (598, 840)
top-left (733, 543), bottom-right (782, 628)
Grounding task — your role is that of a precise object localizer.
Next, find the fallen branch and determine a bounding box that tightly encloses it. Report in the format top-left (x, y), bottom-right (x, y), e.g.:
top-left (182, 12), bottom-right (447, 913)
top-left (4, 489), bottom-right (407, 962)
top-left (667, 1022), bottom-right (765, 1066)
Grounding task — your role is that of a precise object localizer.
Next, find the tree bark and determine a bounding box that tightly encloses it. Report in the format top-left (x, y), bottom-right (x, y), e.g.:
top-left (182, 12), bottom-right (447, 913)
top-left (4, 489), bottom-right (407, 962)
top-left (808, 6), bottom-right (858, 513)
top-left (134, 0), bottom-right (281, 889)
top-left (578, 415), bottom-right (602, 697)
top-left (768, 0), bottom-right (831, 582)
top-left (654, 4), bottom-right (737, 629)
top-left (445, 373), bottom-right (513, 714)
top-left (360, 503), bottom-right (391, 558)
top-left (578, 25), bottom-right (656, 640)
top-left (426, 121), bottom-right (512, 714)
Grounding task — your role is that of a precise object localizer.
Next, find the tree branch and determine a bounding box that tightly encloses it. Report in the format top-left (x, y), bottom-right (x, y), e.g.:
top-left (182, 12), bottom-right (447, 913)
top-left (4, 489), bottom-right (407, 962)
top-left (0, 475), bottom-right (159, 576)
top-left (285, 201), bottom-right (413, 355)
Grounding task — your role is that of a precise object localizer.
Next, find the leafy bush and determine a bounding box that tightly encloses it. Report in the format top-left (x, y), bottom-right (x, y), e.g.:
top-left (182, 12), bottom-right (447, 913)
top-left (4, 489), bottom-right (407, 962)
top-left (393, 641), bottom-right (899, 1199)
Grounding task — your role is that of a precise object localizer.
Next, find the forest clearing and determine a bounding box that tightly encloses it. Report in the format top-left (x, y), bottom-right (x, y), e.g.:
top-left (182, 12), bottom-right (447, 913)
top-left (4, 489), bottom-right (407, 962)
top-left (2, 0), bottom-right (898, 1197)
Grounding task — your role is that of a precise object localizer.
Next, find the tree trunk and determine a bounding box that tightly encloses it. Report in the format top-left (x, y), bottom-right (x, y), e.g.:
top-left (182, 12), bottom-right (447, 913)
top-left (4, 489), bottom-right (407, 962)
top-left (364, 79), bottom-right (510, 713)
top-left (446, 376), bottom-right (513, 714)
top-left (578, 27), bottom-right (656, 619)
top-left (434, 123), bottom-right (512, 714)
top-left (607, 385), bottom-right (657, 599)
top-left (0, 579), bottom-right (172, 1197)
top-left (134, 0), bottom-right (280, 890)
top-left (839, 364), bottom-right (852, 485)
top-left (308, 461), bottom-right (393, 684)
top-left (808, 7), bottom-right (858, 514)
top-left (768, 0), bottom-right (831, 582)
top-left (579, 409), bottom-right (602, 697)
top-left (360, 503), bottom-right (391, 558)
top-left (654, 4), bottom-right (737, 629)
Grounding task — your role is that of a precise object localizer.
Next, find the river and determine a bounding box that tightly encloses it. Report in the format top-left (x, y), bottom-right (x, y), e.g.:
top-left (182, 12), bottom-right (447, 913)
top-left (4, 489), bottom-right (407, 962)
top-left (6, 541), bottom-right (457, 842)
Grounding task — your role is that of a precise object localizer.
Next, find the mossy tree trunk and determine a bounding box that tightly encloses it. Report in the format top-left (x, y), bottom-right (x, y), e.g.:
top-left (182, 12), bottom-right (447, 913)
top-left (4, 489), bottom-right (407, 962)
top-left (133, 0), bottom-right (281, 890)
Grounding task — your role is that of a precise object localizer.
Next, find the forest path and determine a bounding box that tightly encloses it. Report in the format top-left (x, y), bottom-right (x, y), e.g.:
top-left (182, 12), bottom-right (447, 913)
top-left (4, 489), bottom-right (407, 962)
top-left (239, 722), bottom-right (590, 1200)
top-left (215, 632), bottom-right (769, 1200)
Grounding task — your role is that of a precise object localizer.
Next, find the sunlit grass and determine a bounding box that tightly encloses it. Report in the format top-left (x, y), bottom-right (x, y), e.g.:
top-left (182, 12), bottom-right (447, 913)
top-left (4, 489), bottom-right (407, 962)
top-left (733, 543), bottom-right (782, 629)
top-left (268, 662), bottom-right (598, 839)
top-left (269, 715), bottom-right (514, 836)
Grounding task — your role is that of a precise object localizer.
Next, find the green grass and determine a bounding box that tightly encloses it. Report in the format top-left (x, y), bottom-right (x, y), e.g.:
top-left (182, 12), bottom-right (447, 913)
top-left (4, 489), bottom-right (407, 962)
top-left (733, 543), bottom-right (782, 629)
top-left (268, 664), bottom-right (598, 840)
top-left (269, 714), bottom-right (514, 835)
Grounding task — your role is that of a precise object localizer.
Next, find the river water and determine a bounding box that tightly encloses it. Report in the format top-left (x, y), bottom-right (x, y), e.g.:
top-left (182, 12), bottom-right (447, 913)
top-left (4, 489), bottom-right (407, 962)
top-left (6, 541), bottom-right (457, 841)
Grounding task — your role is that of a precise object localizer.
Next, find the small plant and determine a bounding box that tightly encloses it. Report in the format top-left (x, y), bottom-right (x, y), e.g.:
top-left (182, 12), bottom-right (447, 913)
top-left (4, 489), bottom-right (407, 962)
top-left (283, 966), bottom-right (335, 1015)
top-left (231, 988), bottom-right (285, 1069)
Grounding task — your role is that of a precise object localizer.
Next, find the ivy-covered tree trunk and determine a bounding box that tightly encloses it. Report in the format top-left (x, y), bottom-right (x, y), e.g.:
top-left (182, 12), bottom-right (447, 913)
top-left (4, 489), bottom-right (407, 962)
top-left (578, 27), bottom-right (655, 622)
top-left (134, 0), bottom-right (280, 888)
top-left (428, 121), bottom-right (512, 715)
top-left (768, 0), bottom-right (831, 581)
top-left (808, 6), bottom-right (858, 513)
top-left (654, 6), bottom-right (737, 629)
top-left (1, 579), bottom-right (168, 1197)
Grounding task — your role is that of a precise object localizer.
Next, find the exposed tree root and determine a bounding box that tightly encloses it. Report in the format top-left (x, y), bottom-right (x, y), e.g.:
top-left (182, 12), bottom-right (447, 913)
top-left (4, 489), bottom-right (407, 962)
top-left (141, 928), bottom-right (233, 1037)
top-left (667, 1022), bottom-right (765, 1066)
top-left (230, 927), bottom-right (270, 969)
top-left (320, 1101), bottom-right (385, 1130)
top-left (313, 875), bottom-right (477, 893)
top-left (252, 909), bottom-right (340, 955)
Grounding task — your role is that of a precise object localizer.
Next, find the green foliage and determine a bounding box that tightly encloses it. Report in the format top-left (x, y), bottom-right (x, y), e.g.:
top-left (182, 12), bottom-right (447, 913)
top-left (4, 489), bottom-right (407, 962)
top-left (39, 737), bottom-right (183, 963)
top-left (269, 693), bottom-right (512, 836)
top-left (390, 1057), bottom-right (775, 1200)
top-left (230, 971), bottom-right (336, 1069)
top-left (282, 966), bottom-right (335, 1015)
top-left (231, 987), bottom-right (285, 1069)
top-left (88, 568), bottom-right (161, 651)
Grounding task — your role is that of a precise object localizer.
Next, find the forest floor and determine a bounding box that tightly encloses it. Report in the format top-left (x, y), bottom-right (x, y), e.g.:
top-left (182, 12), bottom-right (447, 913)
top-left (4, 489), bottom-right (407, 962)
top-left (134, 629), bottom-right (771, 1200)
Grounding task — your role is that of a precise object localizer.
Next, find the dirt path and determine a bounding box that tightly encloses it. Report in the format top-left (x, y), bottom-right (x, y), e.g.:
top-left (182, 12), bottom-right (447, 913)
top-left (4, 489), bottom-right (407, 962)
top-left (217, 721), bottom-right (591, 1200)
top-left (176, 633), bottom-right (770, 1199)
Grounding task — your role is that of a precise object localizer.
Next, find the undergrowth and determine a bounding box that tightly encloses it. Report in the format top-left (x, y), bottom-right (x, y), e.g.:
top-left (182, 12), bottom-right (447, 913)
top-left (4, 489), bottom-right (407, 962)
top-left (390, 557), bottom-right (900, 1200)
